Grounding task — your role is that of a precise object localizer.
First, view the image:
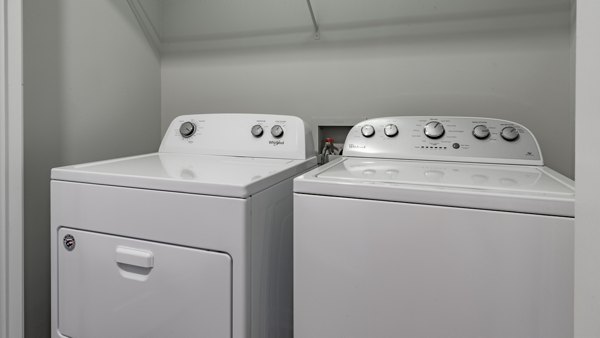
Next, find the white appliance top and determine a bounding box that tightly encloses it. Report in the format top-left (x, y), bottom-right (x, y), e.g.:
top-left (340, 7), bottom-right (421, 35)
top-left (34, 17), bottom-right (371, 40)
top-left (295, 117), bottom-right (574, 216)
top-left (53, 153), bottom-right (316, 198)
top-left (52, 114), bottom-right (317, 198)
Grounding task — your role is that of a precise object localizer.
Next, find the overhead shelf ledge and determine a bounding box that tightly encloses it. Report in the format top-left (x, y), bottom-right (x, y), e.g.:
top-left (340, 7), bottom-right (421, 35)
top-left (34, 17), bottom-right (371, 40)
top-left (306, 0), bottom-right (320, 40)
top-left (129, 0), bottom-right (571, 53)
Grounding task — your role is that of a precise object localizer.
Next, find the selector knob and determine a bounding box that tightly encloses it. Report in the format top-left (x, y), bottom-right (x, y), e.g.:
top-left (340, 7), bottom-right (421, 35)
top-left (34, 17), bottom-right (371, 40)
top-left (251, 124), bottom-right (264, 137)
top-left (179, 122), bottom-right (196, 138)
top-left (424, 121), bottom-right (445, 139)
top-left (501, 126), bottom-right (520, 142)
top-left (472, 125), bottom-right (490, 140)
top-left (271, 125), bottom-right (284, 138)
top-left (384, 124), bottom-right (399, 137)
top-left (361, 125), bottom-right (375, 138)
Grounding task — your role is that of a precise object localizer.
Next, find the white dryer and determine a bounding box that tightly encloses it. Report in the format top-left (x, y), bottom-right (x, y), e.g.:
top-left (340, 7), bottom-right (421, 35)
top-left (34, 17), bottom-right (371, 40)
top-left (294, 117), bottom-right (574, 338)
top-left (51, 114), bottom-right (316, 338)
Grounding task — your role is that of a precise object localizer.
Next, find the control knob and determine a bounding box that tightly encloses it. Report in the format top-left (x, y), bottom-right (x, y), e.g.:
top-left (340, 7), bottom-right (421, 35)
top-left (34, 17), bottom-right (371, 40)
top-left (501, 126), bottom-right (519, 142)
top-left (424, 121), bottom-right (445, 139)
top-left (472, 125), bottom-right (490, 140)
top-left (179, 122), bottom-right (196, 138)
top-left (384, 124), bottom-right (399, 137)
top-left (361, 125), bottom-right (375, 138)
top-left (251, 124), bottom-right (264, 137)
top-left (271, 125), bottom-right (284, 138)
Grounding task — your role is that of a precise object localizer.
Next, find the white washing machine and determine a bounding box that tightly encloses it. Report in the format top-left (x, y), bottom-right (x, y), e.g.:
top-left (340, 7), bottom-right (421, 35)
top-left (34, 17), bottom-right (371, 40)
top-left (294, 117), bottom-right (574, 338)
top-left (51, 114), bottom-right (316, 338)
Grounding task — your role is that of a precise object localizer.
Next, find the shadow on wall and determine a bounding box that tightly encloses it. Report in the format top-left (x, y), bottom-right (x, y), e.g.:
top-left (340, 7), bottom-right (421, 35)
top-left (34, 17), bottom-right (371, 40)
top-left (24, 0), bottom-right (63, 336)
top-left (24, 1), bottom-right (161, 337)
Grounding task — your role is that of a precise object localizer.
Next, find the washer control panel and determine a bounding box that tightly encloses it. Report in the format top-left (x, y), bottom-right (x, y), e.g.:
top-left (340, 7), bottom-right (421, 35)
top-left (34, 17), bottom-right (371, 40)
top-left (343, 117), bottom-right (543, 165)
top-left (160, 114), bottom-right (314, 160)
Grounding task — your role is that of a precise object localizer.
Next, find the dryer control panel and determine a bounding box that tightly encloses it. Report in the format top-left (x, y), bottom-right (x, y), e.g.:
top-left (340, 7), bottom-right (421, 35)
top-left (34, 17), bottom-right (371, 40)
top-left (343, 117), bottom-right (543, 165)
top-left (159, 114), bottom-right (314, 160)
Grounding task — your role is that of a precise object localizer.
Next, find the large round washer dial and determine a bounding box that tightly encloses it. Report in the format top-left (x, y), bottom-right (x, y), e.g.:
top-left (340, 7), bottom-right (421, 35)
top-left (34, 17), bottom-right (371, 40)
top-left (361, 125), bottom-right (375, 138)
top-left (424, 121), bottom-right (445, 139)
top-left (384, 124), bottom-right (399, 137)
top-left (271, 125), bottom-right (284, 138)
top-left (251, 124), bottom-right (264, 137)
top-left (179, 122), bottom-right (196, 138)
top-left (501, 126), bottom-right (520, 142)
top-left (472, 125), bottom-right (490, 140)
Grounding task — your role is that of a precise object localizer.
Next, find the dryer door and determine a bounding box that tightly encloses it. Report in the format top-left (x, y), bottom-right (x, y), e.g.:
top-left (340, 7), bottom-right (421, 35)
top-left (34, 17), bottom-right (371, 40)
top-left (57, 228), bottom-right (231, 338)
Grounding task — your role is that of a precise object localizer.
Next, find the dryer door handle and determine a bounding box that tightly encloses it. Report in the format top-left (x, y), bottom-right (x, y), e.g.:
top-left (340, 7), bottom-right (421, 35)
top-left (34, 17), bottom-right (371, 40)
top-left (115, 246), bottom-right (154, 268)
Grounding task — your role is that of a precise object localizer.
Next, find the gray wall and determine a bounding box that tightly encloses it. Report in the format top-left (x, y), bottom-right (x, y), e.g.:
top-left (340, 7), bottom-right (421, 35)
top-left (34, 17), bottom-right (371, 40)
top-left (23, 1), bottom-right (161, 336)
top-left (162, 25), bottom-right (573, 178)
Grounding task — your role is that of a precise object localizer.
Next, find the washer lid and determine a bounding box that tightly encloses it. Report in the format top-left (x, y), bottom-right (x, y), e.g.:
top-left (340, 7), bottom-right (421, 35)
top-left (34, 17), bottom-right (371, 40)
top-left (52, 153), bottom-right (316, 198)
top-left (294, 158), bottom-right (574, 217)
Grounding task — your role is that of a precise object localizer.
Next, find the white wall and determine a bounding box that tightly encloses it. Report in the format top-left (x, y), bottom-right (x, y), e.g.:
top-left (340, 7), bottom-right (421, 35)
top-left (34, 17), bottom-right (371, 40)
top-left (23, 1), bottom-right (160, 337)
top-left (162, 26), bottom-right (574, 177)
top-left (575, 1), bottom-right (600, 337)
